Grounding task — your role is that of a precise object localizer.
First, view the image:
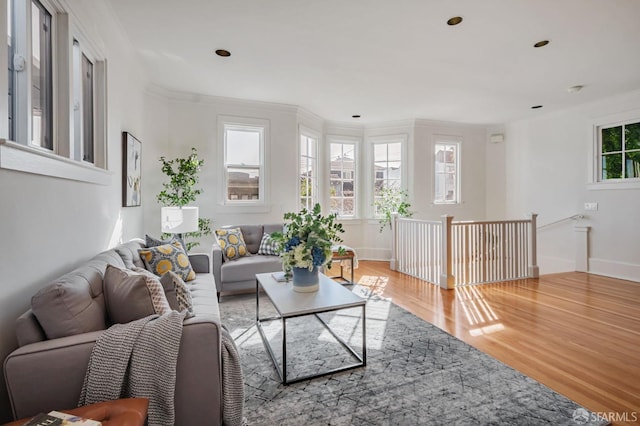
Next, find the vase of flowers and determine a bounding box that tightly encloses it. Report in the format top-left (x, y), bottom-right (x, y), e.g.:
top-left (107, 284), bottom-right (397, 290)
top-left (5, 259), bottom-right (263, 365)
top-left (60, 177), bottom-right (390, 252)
top-left (273, 203), bottom-right (345, 292)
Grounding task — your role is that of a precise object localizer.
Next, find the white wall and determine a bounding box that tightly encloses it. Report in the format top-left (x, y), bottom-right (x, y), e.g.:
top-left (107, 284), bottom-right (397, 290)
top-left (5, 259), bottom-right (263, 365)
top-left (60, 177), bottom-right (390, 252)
top-left (504, 90), bottom-right (640, 280)
top-left (0, 1), bottom-right (150, 419)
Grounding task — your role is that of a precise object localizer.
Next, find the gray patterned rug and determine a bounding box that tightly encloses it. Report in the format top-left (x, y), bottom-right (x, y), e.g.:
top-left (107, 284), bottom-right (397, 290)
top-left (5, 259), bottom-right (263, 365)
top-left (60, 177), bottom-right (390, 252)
top-left (219, 285), bottom-right (608, 425)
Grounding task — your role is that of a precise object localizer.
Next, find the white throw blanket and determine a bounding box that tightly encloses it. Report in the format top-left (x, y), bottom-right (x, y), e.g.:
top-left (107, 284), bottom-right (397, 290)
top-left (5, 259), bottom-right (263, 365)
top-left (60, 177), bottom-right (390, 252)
top-left (79, 311), bottom-right (185, 426)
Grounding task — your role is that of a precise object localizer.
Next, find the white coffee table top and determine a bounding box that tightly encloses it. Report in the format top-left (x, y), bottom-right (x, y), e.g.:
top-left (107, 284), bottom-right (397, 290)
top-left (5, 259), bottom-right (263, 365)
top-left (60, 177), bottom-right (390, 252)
top-left (256, 272), bottom-right (365, 317)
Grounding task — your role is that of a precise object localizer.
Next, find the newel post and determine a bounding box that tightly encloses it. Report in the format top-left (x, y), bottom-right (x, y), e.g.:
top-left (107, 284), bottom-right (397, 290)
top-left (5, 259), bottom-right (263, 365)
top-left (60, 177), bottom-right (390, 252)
top-left (529, 213), bottom-right (540, 278)
top-left (390, 213), bottom-right (399, 271)
top-left (439, 215), bottom-right (454, 289)
top-left (574, 225), bottom-right (590, 272)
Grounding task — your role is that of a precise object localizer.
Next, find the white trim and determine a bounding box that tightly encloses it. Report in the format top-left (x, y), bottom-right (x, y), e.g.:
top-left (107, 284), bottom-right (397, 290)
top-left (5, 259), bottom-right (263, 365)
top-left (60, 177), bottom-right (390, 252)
top-left (0, 139), bottom-right (112, 184)
top-left (589, 258), bottom-right (640, 283)
top-left (588, 109), bottom-right (640, 189)
top-left (327, 134), bottom-right (360, 219)
top-left (432, 135), bottom-right (462, 205)
top-left (367, 133), bottom-right (408, 219)
top-left (217, 115), bottom-right (269, 207)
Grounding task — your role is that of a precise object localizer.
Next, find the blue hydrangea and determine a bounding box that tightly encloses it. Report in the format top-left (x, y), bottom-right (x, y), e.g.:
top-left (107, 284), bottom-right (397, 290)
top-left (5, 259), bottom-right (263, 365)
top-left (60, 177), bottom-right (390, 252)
top-left (285, 236), bottom-right (301, 252)
top-left (311, 246), bottom-right (325, 266)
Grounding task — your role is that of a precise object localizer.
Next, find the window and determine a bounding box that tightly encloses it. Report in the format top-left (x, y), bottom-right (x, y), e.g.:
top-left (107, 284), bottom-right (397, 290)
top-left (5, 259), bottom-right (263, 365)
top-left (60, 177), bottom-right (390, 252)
top-left (434, 142), bottom-right (459, 204)
top-left (373, 141), bottom-right (402, 215)
top-left (330, 141), bottom-right (356, 217)
top-left (299, 132), bottom-right (318, 210)
top-left (599, 120), bottom-right (640, 181)
top-left (223, 122), bottom-right (265, 203)
top-left (1, 0), bottom-right (109, 183)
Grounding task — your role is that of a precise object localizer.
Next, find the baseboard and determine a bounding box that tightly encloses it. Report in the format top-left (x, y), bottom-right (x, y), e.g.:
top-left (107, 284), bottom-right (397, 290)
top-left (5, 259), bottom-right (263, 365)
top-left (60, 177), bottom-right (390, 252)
top-left (355, 247), bottom-right (390, 261)
top-left (538, 255), bottom-right (574, 275)
top-left (589, 258), bottom-right (640, 283)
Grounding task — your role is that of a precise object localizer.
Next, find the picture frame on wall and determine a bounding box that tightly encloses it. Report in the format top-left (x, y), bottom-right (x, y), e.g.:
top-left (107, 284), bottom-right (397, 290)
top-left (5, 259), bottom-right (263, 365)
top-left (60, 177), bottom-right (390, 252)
top-left (122, 132), bottom-right (142, 207)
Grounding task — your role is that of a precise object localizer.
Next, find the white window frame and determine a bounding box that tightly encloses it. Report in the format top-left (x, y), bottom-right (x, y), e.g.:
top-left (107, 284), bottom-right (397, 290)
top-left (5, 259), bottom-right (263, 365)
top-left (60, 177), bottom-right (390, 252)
top-left (369, 134), bottom-right (407, 218)
top-left (433, 138), bottom-right (461, 204)
top-left (218, 115), bottom-right (269, 208)
top-left (0, 0), bottom-right (109, 185)
top-left (299, 126), bottom-right (319, 211)
top-left (328, 135), bottom-right (358, 219)
top-left (588, 110), bottom-right (640, 190)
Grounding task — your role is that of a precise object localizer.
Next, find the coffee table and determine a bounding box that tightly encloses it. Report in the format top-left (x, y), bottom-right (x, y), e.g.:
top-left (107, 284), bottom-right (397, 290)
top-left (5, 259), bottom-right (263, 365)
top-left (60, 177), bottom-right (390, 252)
top-left (256, 272), bottom-right (366, 384)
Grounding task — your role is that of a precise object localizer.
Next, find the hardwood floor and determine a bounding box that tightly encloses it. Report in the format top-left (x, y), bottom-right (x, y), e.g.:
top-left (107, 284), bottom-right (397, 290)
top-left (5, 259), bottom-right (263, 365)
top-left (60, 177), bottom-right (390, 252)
top-left (353, 261), bottom-right (640, 426)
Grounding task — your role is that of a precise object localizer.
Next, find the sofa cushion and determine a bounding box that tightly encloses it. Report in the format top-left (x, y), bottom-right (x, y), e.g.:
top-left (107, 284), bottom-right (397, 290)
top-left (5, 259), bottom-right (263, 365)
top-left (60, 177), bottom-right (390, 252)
top-left (138, 242), bottom-right (196, 281)
top-left (221, 254), bottom-right (283, 283)
top-left (161, 271), bottom-right (194, 318)
top-left (215, 228), bottom-right (250, 261)
top-left (31, 265), bottom-right (108, 340)
top-left (103, 265), bottom-right (171, 324)
top-left (114, 239), bottom-right (146, 269)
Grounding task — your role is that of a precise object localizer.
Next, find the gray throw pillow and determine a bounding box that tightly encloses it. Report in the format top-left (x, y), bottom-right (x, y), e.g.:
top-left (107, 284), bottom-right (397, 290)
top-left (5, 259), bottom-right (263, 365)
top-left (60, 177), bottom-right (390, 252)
top-left (145, 234), bottom-right (187, 252)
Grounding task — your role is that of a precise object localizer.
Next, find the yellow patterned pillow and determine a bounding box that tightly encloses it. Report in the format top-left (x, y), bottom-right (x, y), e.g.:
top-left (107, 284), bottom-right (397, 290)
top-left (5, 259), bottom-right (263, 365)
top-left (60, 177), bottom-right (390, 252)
top-left (215, 227), bottom-right (250, 261)
top-left (138, 241), bottom-right (196, 281)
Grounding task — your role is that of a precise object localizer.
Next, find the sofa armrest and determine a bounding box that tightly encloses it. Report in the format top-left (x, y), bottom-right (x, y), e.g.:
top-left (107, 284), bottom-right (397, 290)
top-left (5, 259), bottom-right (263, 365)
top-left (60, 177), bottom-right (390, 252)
top-left (212, 242), bottom-right (223, 296)
top-left (4, 330), bottom-right (103, 420)
top-left (189, 253), bottom-right (210, 274)
top-left (15, 309), bottom-right (46, 347)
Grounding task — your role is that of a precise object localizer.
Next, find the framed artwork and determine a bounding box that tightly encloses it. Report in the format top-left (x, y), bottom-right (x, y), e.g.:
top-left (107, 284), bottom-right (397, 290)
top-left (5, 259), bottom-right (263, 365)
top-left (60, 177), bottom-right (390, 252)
top-left (122, 132), bottom-right (142, 207)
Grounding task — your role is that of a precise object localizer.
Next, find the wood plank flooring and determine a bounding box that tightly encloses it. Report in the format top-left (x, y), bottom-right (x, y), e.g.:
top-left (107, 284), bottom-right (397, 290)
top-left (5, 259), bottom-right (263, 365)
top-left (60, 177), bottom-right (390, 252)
top-left (353, 261), bottom-right (640, 426)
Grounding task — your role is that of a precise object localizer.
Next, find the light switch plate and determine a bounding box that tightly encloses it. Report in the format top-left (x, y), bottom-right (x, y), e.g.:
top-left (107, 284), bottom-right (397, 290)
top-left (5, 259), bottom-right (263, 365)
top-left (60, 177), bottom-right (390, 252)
top-left (584, 202), bottom-right (598, 211)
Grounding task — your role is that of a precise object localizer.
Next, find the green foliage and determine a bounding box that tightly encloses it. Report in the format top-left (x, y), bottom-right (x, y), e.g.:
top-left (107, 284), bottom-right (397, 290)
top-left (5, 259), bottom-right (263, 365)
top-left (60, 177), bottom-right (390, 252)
top-left (157, 148), bottom-right (204, 207)
top-left (271, 203), bottom-right (345, 271)
top-left (157, 148), bottom-right (212, 250)
top-left (373, 187), bottom-right (413, 232)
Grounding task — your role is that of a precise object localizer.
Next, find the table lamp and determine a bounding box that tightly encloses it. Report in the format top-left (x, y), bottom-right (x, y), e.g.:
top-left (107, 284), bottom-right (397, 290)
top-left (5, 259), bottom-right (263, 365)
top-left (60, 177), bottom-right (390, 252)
top-left (161, 206), bottom-right (199, 239)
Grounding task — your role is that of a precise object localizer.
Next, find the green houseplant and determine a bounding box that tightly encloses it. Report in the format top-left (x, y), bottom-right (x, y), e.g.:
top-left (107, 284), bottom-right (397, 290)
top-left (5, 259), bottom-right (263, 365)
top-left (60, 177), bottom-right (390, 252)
top-left (374, 187), bottom-right (413, 232)
top-left (157, 148), bottom-right (212, 251)
top-left (272, 203), bottom-right (345, 292)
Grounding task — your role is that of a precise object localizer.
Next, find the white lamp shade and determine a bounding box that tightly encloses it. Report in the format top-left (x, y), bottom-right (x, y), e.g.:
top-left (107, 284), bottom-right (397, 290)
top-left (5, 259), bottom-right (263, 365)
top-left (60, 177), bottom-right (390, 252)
top-left (161, 206), bottom-right (199, 234)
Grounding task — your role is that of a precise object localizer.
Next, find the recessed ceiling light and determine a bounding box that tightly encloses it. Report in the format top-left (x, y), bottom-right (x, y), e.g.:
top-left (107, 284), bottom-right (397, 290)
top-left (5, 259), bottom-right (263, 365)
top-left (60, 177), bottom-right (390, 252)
top-left (447, 16), bottom-right (463, 26)
top-left (215, 49), bottom-right (231, 57)
top-left (567, 85), bottom-right (584, 93)
top-left (533, 40), bottom-right (549, 48)
top-left (531, 105), bottom-right (543, 109)
top-left (352, 115), bottom-right (361, 119)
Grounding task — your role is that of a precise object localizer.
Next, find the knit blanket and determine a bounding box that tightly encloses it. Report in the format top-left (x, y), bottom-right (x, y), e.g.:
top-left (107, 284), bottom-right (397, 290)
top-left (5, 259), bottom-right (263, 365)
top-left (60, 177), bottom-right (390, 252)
top-left (79, 311), bottom-right (186, 426)
top-left (221, 324), bottom-right (246, 426)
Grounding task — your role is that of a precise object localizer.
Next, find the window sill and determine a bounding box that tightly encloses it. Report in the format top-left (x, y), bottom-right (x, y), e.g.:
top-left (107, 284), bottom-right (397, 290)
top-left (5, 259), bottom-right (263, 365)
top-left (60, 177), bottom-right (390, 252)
top-left (0, 139), bottom-right (112, 185)
top-left (587, 180), bottom-right (640, 190)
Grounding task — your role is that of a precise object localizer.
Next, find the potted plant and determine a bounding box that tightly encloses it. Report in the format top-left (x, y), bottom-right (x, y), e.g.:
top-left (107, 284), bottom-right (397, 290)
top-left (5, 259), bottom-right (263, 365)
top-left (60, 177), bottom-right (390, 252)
top-left (272, 203), bottom-right (345, 292)
top-left (374, 187), bottom-right (413, 232)
top-left (157, 148), bottom-right (212, 251)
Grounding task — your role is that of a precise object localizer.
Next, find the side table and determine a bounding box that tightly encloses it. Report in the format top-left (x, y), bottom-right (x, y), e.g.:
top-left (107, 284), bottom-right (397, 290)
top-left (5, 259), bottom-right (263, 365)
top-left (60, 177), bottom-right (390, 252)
top-left (3, 398), bottom-right (149, 426)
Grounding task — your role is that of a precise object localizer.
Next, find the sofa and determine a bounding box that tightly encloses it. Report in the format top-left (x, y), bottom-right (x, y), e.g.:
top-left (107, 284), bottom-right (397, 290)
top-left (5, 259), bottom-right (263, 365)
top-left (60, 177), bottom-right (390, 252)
top-left (3, 239), bottom-right (225, 425)
top-left (213, 224), bottom-right (283, 297)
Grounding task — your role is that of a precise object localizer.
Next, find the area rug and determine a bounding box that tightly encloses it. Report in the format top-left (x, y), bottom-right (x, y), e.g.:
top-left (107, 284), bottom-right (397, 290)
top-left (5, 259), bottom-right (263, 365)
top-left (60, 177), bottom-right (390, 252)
top-left (219, 286), bottom-right (608, 425)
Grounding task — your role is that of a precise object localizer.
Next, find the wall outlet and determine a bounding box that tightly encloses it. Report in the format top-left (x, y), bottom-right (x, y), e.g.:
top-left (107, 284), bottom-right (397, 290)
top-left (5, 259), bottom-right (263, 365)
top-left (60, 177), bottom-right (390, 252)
top-left (584, 202), bottom-right (598, 211)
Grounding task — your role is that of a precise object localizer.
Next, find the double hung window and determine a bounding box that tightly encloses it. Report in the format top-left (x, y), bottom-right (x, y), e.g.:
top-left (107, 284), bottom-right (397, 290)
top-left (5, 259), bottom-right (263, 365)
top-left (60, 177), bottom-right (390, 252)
top-left (299, 132), bottom-right (318, 210)
top-left (434, 142), bottom-right (460, 204)
top-left (223, 122), bottom-right (265, 203)
top-left (329, 141), bottom-right (356, 217)
top-left (599, 120), bottom-right (640, 181)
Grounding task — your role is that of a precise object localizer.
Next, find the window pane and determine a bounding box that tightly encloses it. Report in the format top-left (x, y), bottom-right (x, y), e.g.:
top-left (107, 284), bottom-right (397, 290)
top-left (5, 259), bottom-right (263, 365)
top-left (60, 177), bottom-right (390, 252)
top-left (625, 122), bottom-right (640, 150)
top-left (387, 142), bottom-right (401, 161)
top-left (82, 53), bottom-right (94, 163)
top-left (601, 154), bottom-right (622, 180)
top-left (227, 167), bottom-right (260, 200)
top-left (374, 144), bottom-right (387, 161)
top-left (226, 129), bottom-right (260, 165)
top-left (300, 136), bottom-right (308, 157)
top-left (625, 152), bottom-right (640, 178)
top-left (602, 126), bottom-right (622, 153)
top-left (31, 0), bottom-right (52, 149)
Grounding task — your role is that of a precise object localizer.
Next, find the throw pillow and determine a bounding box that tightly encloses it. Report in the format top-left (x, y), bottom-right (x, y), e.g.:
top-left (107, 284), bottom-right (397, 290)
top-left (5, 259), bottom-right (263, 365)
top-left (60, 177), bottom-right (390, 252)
top-left (134, 266), bottom-right (179, 311)
top-left (257, 233), bottom-right (280, 256)
top-left (138, 242), bottom-right (196, 281)
top-left (103, 265), bottom-right (172, 324)
top-left (215, 227), bottom-right (250, 261)
top-left (162, 271), bottom-right (194, 318)
top-left (145, 233), bottom-right (187, 252)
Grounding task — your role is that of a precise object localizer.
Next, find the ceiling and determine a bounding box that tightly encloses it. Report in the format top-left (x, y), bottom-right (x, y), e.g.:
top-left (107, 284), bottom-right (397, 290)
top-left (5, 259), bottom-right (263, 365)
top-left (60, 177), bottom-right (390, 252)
top-left (106, 0), bottom-right (640, 125)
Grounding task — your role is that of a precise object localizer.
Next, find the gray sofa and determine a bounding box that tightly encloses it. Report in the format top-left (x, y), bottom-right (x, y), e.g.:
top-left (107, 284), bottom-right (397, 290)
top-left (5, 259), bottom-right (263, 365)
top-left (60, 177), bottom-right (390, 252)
top-left (213, 224), bottom-right (283, 297)
top-left (3, 239), bottom-right (225, 425)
